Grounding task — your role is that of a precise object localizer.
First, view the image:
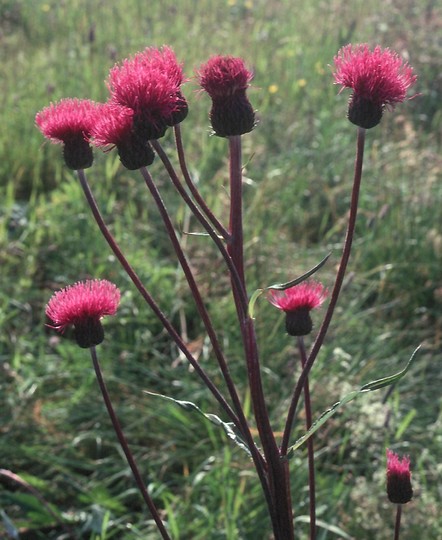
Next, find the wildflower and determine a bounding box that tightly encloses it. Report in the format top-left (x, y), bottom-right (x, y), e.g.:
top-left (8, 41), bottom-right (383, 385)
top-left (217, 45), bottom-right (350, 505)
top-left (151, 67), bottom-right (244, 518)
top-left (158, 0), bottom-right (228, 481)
top-left (333, 44), bottom-right (417, 129)
top-left (107, 46), bottom-right (188, 141)
top-left (268, 281), bottom-right (327, 336)
top-left (198, 55), bottom-right (255, 137)
top-left (91, 103), bottom-right (155, 170)
top-left (35, 98), bottom-right (100, 169)
top-left (386, 449), bottom-right (413, 504)
top-left (46, 279), bottom-right (121, 348)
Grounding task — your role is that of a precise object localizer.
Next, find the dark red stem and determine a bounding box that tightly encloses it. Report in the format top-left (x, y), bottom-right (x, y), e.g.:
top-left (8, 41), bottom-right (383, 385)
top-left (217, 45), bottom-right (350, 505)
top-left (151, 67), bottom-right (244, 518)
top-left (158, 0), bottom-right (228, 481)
top-left (89, 346), bottom-right (171, 540)
top-left (228, 135), bottom-right (246, 290)
top-left (76, 169), bottom-right (239, 428)
top-left (174, 124), bottom-right (230, 241)
top-left (393, 504), bottom-right (402, 540)
top-left (227, 135), bottom-right (294, 538)
top-left (139, 165), bottom-right (267, 470)
top-left (144, 146), bottom-right (275, 522)
top-left (151, 140), bottom-right (248, 315)
top-left (298, 337), bottom-right (316, 540)
top-left (244, 318), bottom-right (295, 539)
top-left (281, 127), bottom-right (366, 455)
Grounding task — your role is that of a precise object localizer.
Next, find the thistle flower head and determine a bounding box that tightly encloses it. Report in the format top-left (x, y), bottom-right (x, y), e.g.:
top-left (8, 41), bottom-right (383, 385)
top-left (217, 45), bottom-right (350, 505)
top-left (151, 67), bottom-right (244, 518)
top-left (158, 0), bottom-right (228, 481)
top-left (333, 44), bottom-right (417, 128)
top-left (268, 281), bottom-right (327, 336)
top-left (90, 103), bottom-right (155, 169)
top-left (35, 98), bottom-right (101, 168)
top-left (386, 449), bottom-right (413, 504)
top-left (91, 103), bottom-right (135, 148)
top-left (46, 279), bottom-right (121, 348)
top-left (107, 46), bottom-right (188, 140)
top-left (198, 55), bottom-right (253, 98)
top-left (198, 55), bottom-right (255, 137)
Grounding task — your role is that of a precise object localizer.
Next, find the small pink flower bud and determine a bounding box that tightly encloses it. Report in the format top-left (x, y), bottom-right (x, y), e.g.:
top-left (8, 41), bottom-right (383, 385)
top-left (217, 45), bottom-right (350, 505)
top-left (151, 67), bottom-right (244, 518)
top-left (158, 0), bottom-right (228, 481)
top-left (386, 449), bottom-right (413, 505)
top-left (198, 55), bottom-right (255, 137)
top-left (267, 281), bottom-right (327, 336)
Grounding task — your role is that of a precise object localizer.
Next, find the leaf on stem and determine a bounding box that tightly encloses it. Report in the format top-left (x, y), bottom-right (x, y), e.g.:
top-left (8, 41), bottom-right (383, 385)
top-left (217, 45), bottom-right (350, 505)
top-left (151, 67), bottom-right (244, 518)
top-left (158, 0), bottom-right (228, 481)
top-left (143, 391), bottom-right (252, 456)
top-left (286, 345), bottom-right (421, 457)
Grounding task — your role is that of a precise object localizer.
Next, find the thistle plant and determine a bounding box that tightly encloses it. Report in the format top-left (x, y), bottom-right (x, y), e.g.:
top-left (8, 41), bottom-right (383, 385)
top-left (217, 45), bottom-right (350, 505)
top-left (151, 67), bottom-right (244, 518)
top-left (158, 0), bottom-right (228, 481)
top-left (38, 43), bottom-right (418, 539)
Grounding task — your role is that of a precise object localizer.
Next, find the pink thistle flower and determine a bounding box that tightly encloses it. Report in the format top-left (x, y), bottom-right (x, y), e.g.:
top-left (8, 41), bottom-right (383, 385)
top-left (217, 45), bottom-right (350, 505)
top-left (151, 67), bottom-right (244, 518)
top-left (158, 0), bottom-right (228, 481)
top-left (35, 98), bottom-right (101, 169)
top-left (91, 103), bottom-right (155, 170)
top-left (147, 46), bottom-right (186, 86)
top-left (333, 44), bottom-right (417, 129)
top-left (197, 55), bottom-right (255, 137)
top-left (107, 46), bottom-right (187, 141)
top-left (386, 449), bottom-right (413, 504)
top-left (46, 279), bottom-right (121, 348)
top-left (267, 281), bottom-right (327, 336)
top-left (198, 56), bottom-right (253, 98)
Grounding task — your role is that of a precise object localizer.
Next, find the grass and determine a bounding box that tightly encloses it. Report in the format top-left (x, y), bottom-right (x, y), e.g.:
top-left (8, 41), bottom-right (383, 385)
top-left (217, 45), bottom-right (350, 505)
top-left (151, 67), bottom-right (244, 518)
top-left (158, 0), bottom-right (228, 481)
top-left (1, 0), bottom-right (441, 538)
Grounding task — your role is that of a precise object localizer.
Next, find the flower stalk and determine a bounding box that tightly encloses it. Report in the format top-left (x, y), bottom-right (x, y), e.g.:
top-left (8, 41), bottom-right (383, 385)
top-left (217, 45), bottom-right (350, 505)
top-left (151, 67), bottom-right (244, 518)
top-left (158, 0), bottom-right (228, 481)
top-left (89, 346), bottom-right (171, 540)
top-left (281, 126), bottom-right (366, 456)
top-left (76, 169), bottom-right (241, 429)
top-left (298, 337), bottom-right (316, 540)
top-left (394, 504), bottom-right (402, 540)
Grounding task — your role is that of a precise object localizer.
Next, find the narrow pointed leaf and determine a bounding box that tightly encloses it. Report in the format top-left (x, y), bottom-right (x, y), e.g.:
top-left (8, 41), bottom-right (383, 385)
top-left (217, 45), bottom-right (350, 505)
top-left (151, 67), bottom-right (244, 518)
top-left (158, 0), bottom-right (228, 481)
top-left (267, 252), bottom-right (331, 291)
top-left (294, 516), bottom-right (353, 539)
top-left (144, 391), bottom-right (251, 456)
top-left (287, 389), bottom-right (364, 456)
top-left (248, 288), bottom-right (264, 319)
top-left (287, 346), bottom-right (420, 456)
top-left (360, 345), bottom-right (420, 391)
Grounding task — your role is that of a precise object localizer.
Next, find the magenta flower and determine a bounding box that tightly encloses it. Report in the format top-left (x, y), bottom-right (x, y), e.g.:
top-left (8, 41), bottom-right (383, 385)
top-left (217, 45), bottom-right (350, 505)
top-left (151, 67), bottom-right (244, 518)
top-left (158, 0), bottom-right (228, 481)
top-left (268, 281), bottom-right (327, 336)
top-left (46, 279), bottom-right (121, 348)
top-left (107, 46), bottom-right (187, 141)
top-left (35, 98), bottom-right (101, 169)
top-left (198, 55), bottom-right (255, 137)
top-left (386, 449), bottom-right (413, 504)
top-left (91, 103), bottom-right (155, 170)
top-left (333, 44), bottom-right (417, 128)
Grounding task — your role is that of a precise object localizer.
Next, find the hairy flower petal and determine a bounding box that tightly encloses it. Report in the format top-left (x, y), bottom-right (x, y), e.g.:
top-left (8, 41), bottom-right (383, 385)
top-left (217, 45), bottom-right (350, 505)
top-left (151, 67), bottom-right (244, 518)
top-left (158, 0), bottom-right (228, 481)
top-left (268, 281), bottom-right (327, 313)
top-left (35, 98), bottom-right (101, 144)
top-left (46, 279), bottom-right (120, 333)
top-left (198, 55), bottom-right (253, 98)
top-left (333, 44), bottom-right (417, 128)
top-left (107, 46), bottom-right (187, 138)
top-left (333, 44), bottom-right (416, 106)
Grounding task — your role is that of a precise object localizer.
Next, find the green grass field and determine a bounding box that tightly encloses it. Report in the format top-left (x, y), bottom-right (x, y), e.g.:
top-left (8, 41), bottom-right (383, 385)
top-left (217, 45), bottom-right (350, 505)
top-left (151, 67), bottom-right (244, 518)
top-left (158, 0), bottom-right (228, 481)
top-left (1, 0), bottom-right (441, 538)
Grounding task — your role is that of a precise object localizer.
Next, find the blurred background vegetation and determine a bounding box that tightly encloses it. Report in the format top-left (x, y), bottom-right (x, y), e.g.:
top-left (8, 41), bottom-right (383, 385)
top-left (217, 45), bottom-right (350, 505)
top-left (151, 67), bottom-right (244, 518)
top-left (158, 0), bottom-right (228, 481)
top-left (0, 0), bottom-right (441, 538)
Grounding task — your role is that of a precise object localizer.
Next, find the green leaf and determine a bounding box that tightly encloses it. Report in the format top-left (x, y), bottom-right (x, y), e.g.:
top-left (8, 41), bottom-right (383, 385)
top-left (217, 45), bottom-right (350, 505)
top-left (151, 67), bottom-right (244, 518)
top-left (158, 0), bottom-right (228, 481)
top-left (247, 252), bottom-right (331, 318)
top-left (360, 345), bottom-right (420, 391)
top-left (294, 516), bottom-right (352, 539)
top-left (395, 408), bottom-right (417, 440)
top-left (287, 346), bottom-right (420, 456)
top-left (143, 391), bottom-right (252, 456)
top-left (248, 287), bottom-right (264, 319)
top-left (267, 252), bottom-right (331, 291)
top-left (0, 510), bottom-right (19, 539)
